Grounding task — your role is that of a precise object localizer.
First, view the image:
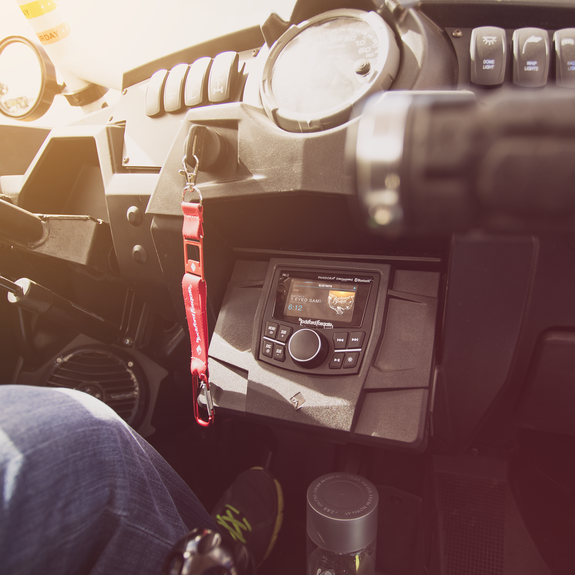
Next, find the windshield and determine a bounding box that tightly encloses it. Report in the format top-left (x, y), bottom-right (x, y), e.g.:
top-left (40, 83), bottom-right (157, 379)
top-left (0, 0), bottom-right (296, 126)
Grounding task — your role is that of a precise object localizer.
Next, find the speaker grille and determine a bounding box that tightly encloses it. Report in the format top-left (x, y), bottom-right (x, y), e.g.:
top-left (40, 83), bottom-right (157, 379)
top-left (438, 473), bottom-right (506, 575)
top-left (47, 347), bottom-right (143, 426)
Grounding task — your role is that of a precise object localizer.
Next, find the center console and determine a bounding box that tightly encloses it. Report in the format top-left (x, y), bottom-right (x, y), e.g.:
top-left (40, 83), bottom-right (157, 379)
top-left (208, 256), bottom-right (440, 452)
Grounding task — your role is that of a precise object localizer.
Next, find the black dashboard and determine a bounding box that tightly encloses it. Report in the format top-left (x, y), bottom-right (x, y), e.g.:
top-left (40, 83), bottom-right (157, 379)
top-left (2, 0), bottom-right (575, 458)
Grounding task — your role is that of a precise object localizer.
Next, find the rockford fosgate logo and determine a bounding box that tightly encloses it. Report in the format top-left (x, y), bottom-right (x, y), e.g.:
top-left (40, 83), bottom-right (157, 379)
top-left (299, 318), bottom-right (334, 329)
top-left (187, 285), bottom-right (203, 354)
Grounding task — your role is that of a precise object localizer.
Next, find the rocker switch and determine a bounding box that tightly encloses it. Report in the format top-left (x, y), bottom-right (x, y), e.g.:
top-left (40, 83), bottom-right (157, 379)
top-left (184, 57), bottom-right (212, 107)
top-left (145, 69), bottom-right (168, 116)
top-left (470, 27), bottom-right (507, 86)
top-left (164, 63), bottom-right (189, 113)
top-left (513, 28), bottom-right (550, 87)
top-left (208, 51), bottom-right (240, 103)
top-left (554, 29), bottom-right (575, 87)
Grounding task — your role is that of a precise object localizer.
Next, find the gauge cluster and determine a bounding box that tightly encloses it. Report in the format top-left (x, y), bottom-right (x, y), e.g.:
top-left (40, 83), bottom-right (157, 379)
top-left (260, 9), bottom-right (400, 132)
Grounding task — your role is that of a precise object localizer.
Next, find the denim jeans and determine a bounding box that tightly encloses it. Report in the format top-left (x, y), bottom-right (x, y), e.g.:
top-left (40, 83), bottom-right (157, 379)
top-left (0, 385), bottom-right (218, 575)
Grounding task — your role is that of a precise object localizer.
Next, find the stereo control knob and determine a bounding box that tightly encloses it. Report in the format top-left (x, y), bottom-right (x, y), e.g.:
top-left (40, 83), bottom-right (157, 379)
top-left (288, 329), bottom-right (327, 368)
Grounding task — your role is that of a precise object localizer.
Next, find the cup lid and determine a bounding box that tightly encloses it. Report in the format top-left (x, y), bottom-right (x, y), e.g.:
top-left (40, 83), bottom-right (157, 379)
top-left (306, 472), bottom-right (379, 554)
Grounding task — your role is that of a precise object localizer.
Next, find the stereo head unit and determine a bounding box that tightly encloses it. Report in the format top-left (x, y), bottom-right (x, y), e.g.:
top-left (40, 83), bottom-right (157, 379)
top-left (259, 267), bottom-right (380, 375)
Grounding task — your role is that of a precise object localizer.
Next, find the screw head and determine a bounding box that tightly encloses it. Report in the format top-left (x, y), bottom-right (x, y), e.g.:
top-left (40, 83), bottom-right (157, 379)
top-left (126, 206), bottom-right (143, 226)
top-left (123, 157), bottom-right (129, 165)
top-left (452, 29), bottom-right (463, 38)
top-left (132, 245), bottom-right (147, 264)
top-left (354, 59), bottom-right (371, 75)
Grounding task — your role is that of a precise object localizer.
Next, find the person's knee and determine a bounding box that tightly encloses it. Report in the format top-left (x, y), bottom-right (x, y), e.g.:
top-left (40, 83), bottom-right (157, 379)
top-left (0, 385), bottom-right (134, 513)
top-left (0, 385), bottom-right (127, 444)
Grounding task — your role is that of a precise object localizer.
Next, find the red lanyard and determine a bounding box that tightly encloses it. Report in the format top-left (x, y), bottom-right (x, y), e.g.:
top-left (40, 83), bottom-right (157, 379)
top-left (181, 151), bottom-right (214, 427)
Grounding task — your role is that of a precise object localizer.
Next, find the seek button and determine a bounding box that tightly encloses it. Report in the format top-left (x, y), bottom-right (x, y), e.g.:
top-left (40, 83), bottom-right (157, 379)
top-left (349, 332), bottom-right (365, 348)
top-left (333, 333), bottom-right (348, 349)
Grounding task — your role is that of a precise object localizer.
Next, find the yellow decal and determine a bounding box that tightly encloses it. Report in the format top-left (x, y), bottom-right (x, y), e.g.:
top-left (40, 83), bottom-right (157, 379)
top-left (20, 0), bottom-right (58, 19)
top-left (36, 22), bottom-right (71, 45)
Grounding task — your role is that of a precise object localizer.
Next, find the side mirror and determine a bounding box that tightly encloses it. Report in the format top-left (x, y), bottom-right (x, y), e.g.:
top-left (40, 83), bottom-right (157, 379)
top-left (0, 35), bottom-right (60, 121)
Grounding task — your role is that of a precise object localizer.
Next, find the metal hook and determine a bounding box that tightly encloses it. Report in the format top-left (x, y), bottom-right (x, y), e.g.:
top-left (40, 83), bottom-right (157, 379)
top-left (182, 183), bottom-right (203, 205)
top-left (192, 374), bottom-right (215, 426)
top-left (179, 153), bottom-right (200, 187)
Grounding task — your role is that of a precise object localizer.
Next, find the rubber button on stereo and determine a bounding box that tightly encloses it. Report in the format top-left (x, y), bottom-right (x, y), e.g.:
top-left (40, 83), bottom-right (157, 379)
top-left (333, 333), bottom-right (348, 350)
top-left (343, 352), bottom-right (360, 369)
top-left (273, 344), bottom-right (286, 362)
top-left (349, 332), bottom-right (365, 348)
top-left (277, 325), bottom-right (293, 343)
top-left (329, 353), bottom-right (344, 369)
top-left (262, 339), bottom-right (273, 358)
top-left (265, 322), bottom-right (278, 339)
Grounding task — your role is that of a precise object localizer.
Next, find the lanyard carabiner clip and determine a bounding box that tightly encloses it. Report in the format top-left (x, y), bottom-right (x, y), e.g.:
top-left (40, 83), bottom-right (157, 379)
top-left (193, 374), bottom-right (215, 427)
top-left (180, 153), bottom-right (199, 186)
top-left (179, 153), bottom-right (203, 204)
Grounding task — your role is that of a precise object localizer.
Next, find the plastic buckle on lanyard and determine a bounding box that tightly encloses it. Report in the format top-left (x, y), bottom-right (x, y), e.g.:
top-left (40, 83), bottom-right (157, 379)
top-left (184, 236), bottom-right (204, 279)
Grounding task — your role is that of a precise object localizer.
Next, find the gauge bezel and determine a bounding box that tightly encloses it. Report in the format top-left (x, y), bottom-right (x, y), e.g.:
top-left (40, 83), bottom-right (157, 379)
top-left (0, 35), bottom-right (59, 122)
top-left (260, 9), bottom-right (400, 133)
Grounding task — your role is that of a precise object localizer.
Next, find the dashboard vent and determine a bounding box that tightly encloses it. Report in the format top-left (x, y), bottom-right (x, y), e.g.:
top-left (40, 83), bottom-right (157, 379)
top-left (46, 347), bottom-right (145, 427)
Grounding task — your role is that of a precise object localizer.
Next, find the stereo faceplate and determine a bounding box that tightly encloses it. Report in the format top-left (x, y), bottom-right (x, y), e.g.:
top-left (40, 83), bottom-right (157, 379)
top-left (258, 267), bottom-right (380, 375)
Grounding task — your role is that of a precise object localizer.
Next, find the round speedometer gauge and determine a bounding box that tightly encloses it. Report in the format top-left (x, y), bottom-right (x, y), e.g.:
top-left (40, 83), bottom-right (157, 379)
top-left (260, 9), bottom-right (400, 133)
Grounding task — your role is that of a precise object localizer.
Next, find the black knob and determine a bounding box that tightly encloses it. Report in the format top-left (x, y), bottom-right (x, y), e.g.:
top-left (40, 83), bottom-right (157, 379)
top-left (288, 329), bottom-right (327, 368)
